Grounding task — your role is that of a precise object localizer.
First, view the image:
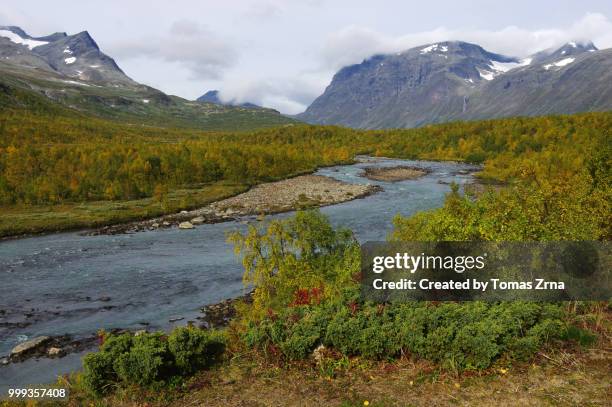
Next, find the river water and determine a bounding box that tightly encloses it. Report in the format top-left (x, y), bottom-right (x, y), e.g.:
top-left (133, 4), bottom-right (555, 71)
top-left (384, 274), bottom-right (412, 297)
top-left (0, 157), bottom-right (476, 390)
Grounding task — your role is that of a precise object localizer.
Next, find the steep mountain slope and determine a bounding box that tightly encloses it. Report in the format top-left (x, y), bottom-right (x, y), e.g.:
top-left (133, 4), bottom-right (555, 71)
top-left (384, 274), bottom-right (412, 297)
top-left (453, 49), bottom-right (612, 121)
top-left (298, 41), bottom-right (612, 129)
top-left (0, 25), bottom-right (133, 85)
top-left (0, 26), bottom-right (296, 131)
top-left (197, 90), bottom-right (260, 109)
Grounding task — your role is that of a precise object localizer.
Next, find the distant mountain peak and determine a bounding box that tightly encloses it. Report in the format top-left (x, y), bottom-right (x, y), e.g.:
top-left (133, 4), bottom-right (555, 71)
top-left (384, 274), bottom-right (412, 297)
top-left (0, 25), bottom-right (132, 85)
top-left (531, 40), bottom-right (598, 64)
top-left (298, 39), bottom-right (610, 129)
top-left (69, 30), bottom-right (99, 50)
top-left (196, 90), bottom-right (260, 109)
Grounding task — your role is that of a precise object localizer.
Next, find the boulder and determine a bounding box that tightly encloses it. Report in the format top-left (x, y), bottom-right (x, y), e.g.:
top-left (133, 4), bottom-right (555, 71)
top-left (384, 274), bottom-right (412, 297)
top-left (151, 222), bottom-right (159, 228)
top-left (47, 347), bottom-right (63, 357)
top-left (179, 221), bottom-right (195, 229)
top-left (191, 216), bottom-right (205, 224)
top-left (10, 336), bottom-right (50, 358)
top-left (134, 329), bottom-right (147, 336)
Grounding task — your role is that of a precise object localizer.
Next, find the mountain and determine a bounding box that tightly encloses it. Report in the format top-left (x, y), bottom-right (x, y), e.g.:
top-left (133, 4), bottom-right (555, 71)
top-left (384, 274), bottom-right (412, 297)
top-left (197, 90), bottom-right (261, 109)
top-left (297, 41), bottom-right (612, 128)
top-left (0, 25), bottom-right (134, 85)
top-left (0, 26), bottom-right (296, 131)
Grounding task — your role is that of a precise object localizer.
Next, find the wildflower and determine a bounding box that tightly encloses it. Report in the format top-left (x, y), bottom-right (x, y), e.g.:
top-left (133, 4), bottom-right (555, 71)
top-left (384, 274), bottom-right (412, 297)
top-left (312, 344), bottom-right (326, 366)
top-left (364, 401), bottom-right (370, 406)
top-left (454, 383), bottom-right (461, 389)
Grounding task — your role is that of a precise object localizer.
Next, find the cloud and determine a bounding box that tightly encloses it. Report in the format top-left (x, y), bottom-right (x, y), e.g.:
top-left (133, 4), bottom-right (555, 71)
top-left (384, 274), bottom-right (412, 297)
top-left (109, 20), bottom-right (237, 80)
top-left (320, 13), bottom-right (612, 69)
top-left (242, 1), bottom-right (283, 20)
top-left (218, 70), bottom-right (332, 114)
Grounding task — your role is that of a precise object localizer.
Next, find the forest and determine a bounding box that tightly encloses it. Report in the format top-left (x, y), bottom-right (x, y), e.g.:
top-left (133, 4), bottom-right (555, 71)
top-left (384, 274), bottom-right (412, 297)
top-left (1, 106), bottom-right (609, 210)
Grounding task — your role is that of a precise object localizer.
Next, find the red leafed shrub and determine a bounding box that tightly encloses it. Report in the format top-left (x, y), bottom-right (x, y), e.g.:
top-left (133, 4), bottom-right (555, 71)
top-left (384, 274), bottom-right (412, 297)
top-left (290, 287), bottom-right (323, 307)
top-left (97, 330), bottom-right (106, 346)
top-left (348, 301), bottom-right (359, 315)
top-left (267, 308), bottom-right (278, 320)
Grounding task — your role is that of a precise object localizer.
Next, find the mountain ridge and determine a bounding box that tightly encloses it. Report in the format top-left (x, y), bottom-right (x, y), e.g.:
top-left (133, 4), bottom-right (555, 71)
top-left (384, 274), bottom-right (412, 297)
top-left (0, 26), bottom-right (296, 131)
top-left (0, 25), bottom-right (134, 85)
top-left (297, 40), bottom-right (611, 128)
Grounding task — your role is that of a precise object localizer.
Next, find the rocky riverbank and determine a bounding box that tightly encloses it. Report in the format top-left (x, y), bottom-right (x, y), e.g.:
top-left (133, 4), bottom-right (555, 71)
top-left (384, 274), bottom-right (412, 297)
top-left (87, 174), bottom-right (381, 235)
top-left (361, 165), bottom-right (430, 182)
top-left (1, 293), bottom-right (253, 366)
top-left (198, 292), bottom-right (253, 329)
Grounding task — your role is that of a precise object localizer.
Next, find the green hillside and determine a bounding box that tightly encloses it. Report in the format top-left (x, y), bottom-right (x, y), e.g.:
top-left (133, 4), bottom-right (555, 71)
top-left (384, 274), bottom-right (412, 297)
top-left (0, 62), bottom-right (297, 132)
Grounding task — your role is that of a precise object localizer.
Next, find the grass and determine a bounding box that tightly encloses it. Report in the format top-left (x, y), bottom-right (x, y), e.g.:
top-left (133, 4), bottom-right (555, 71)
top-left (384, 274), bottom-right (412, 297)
top-left (43, 336), bottom-right (610, 407)
top-left (0, 182), bottom-right (248, 238)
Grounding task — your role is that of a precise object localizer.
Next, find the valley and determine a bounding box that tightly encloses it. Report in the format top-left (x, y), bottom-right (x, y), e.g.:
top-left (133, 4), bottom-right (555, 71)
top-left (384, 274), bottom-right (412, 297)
top-left (0, 19), bottom-right (610, 406)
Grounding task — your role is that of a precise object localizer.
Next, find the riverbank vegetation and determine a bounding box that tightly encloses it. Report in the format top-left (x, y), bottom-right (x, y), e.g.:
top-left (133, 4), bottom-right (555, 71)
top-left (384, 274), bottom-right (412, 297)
top-left (63, 210), bottom-right (609, 405)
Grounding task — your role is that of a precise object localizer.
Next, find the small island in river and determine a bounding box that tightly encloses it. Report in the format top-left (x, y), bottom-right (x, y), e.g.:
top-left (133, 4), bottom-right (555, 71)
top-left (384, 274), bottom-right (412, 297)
top-left (361, 166), bottom-right (430, 182)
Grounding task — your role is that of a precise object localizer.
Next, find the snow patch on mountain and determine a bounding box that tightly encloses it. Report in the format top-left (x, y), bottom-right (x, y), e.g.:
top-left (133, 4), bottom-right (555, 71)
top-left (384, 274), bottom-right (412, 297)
top-left (420, 44), bottom-right (448, 54)
top-left (477, 69), bottom-right (495, 81)
top-left (543, 57), bottom-right (575, 70)
top-left (0, 29), bottom-right (48, 49)
top-left (64, 57), bottom-right (76, 64)
top-left (489, 57), bottom-right (531, 73)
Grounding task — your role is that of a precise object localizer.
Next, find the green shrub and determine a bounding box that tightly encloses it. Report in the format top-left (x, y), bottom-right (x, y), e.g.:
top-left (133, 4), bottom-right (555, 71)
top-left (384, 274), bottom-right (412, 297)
top-left (82, 352), bottom-right (116, 396)
top-left (113, 333), bottom-right (171, 387)
top-left (560, 325), bottom-right (597, 347)
top-left (82, 328), bottom-right (226, 396)
top-left (243, 298), bottom-right (569, 371)
top-left (168, 327), bottom-right (226, 374)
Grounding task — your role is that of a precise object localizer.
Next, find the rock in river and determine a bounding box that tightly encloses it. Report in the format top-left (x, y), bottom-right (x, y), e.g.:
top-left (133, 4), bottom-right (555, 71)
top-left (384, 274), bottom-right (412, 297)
top-left (10, 336), bottom-right (50, 358)
top-left (178, 221), bottom-right (195, 229)
top-left (191, 216), bottom-right (205, 224)
top-left (47, 347), bottom-right (63, 357)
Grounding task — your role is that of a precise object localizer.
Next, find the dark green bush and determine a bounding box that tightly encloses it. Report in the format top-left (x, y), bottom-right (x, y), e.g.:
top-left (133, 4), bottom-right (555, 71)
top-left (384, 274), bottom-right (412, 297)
top-left (168, 327), bottom-right (226, 374)
top-left (82, 352), bottom-right (116, 396)
top-left (243, 295), bottom-right (570, 371)
top-left (113, 333), bottom-right (172, 387)
top-left (560, 325), bottom-right (598, 347)
top-left (82, 327), bottom-right (226, 396)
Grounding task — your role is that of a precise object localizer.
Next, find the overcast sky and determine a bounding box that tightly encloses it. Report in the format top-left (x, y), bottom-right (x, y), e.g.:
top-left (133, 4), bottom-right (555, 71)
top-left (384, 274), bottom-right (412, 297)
top-left (2, 1), bottom-right (612, 113)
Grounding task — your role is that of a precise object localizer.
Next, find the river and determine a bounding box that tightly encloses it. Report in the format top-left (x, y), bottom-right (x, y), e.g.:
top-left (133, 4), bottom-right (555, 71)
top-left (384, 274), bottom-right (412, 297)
top-left (0, 157), bottom-right (477, 390)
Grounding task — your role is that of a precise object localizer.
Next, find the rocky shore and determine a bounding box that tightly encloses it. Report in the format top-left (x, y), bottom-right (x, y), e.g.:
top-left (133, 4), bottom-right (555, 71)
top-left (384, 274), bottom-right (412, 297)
top-left (1, 293), bottom-right (253, 366)
top-left (361, 165), bottom-right (430, 182)
top-left (87, 174), bottom-right (381, 235)
top-left (2, 332), bottom-right (102, 365)
top-left (198, 292), bottom-right (253, 329)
